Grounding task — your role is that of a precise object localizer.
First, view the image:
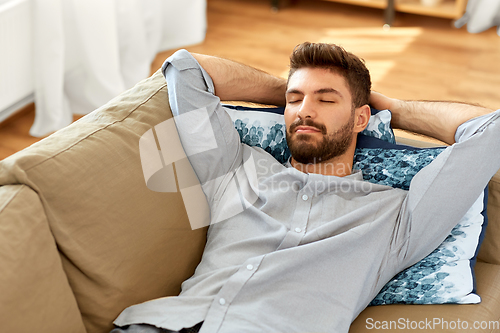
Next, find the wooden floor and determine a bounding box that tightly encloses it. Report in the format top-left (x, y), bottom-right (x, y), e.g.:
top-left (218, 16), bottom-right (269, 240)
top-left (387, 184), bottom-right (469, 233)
top-left (2, 0), bottom-right (500, 160)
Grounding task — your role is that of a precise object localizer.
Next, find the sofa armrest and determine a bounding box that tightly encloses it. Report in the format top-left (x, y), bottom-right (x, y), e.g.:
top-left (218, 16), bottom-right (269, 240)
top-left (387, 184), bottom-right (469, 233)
top-left (0, 185), bottom-right (86, 333)
top-left (478, 170), bottom-right (500, 264)
top-left (0, 70), bottom-right (207, 333)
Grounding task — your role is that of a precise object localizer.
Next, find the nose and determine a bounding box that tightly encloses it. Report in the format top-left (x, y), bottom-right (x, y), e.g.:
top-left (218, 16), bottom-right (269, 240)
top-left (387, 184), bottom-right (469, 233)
top-left (297, 96), bottom-right (316, 119)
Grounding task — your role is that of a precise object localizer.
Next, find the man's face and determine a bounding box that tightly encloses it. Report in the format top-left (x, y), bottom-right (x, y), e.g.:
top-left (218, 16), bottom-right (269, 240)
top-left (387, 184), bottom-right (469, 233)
top-left (284, 67), bottom-right (357, 165)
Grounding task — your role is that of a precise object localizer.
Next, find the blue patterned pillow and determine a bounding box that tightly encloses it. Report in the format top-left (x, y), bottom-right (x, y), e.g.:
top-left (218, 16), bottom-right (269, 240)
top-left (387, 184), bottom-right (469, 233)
top-left (224, 104), bottom-right (487, 305)
top-left (227, 106), bottom-right (290, 164)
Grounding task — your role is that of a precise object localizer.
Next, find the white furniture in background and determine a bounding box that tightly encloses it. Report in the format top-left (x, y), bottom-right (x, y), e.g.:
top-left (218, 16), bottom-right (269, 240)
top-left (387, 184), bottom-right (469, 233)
top-left (300, 0), bottom-right (468, 24)
top-left (0, 0), bottom-right (206, 137)
top-left (0, 0), bottom-right (34, 122)
top-left (454, 0), bottom-right (500, 35)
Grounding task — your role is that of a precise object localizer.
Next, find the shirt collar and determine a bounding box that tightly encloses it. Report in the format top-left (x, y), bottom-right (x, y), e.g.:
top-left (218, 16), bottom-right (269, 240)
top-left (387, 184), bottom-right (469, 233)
top-left (285, 157), bottom-right (364, 181)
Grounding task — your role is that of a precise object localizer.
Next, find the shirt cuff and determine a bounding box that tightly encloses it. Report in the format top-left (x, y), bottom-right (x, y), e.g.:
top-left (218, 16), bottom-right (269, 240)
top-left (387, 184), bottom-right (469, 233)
top-left (161, 49), bottom-right (216, 96)
top-left (455, 109), bottom-right (500, 143)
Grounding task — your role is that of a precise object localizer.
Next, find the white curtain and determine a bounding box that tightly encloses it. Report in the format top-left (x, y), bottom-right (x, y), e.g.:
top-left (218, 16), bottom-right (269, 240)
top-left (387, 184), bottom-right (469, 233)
top-left (31, 0), bottom-right (206, 137)
top-left (454, 0), bottom-right (500, 35)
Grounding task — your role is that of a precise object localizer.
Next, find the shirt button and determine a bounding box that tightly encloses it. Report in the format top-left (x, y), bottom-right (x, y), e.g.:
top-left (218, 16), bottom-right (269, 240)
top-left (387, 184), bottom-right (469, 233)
top-left (246, 264), bottom-right (254, 270)
top-left (295, 227), bottom-right (302, 233)
top-left (219, 298), bottom-right (226, 305)
top-left (302, 194), bottom-right (309, 201)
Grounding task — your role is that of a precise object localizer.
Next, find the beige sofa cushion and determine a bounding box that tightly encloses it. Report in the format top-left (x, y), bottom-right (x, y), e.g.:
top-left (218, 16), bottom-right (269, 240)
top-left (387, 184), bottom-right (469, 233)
top-left (478, 170), bottom-right (500, 264)
top-left (350, 262), bottom-right (500, 332)
top-left (0, 70), bottom-right (207, 333)
top-left (0, 185), bottom-right (86, 333)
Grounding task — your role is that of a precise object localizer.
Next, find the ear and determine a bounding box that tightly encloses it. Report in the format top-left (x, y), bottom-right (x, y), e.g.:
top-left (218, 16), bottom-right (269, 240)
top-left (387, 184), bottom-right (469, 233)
top-left (353, 104), bottom-right (370, 134)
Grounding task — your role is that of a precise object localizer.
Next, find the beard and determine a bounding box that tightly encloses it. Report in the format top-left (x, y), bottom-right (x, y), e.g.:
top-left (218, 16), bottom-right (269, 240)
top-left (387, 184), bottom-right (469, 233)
top-left (286, 113), bottom-right (355, 165)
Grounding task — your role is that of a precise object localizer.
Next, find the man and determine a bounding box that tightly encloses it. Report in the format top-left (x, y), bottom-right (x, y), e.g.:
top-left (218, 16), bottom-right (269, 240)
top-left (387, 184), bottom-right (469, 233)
top-left (114, 42), bottom-right (500, 333)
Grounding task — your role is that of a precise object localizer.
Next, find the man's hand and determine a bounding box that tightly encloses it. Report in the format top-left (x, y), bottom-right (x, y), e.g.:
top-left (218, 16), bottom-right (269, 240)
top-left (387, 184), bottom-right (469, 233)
top-left (191, 53), bottom-right (287, 106)
top-left (370, 91), bottom-right (494, 145)
top-left (369, 91), bottom-right (397, 111)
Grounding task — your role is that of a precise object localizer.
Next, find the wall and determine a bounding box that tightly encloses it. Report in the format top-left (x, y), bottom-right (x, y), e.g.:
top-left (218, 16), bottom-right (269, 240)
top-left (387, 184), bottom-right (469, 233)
top-left (0, 0), bottom-right (33, 123)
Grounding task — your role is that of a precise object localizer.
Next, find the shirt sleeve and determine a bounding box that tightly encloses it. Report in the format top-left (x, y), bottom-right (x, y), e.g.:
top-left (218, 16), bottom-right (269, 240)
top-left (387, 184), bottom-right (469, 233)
top-left (395, 109), bottom-right (500, 267)
top-left (161, 49), bottom-right (243, 203)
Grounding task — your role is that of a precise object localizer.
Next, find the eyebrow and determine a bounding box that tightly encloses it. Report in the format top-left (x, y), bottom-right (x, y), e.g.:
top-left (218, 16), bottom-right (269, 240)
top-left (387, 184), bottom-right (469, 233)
top-left (286, 88), bottom-right (343, 98)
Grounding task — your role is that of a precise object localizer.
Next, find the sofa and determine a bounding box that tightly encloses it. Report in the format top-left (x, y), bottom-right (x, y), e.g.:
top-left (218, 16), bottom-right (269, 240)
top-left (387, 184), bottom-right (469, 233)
top-left (1, 69), bottom-right (500, 333)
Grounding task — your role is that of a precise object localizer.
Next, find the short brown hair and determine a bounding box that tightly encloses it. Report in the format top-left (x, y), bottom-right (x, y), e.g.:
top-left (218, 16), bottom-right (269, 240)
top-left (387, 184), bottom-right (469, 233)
top-left (288, 42), bottom-right (371, 108)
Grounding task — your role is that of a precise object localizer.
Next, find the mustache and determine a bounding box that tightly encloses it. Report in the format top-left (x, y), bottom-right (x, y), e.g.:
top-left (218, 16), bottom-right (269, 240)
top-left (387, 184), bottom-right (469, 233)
top-left (288, 119), bottom-right (327, 135)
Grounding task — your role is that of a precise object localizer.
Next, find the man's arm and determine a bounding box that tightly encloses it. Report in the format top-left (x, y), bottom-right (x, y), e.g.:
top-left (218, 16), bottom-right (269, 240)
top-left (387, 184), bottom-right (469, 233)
top-left (162, 50), bottom-right (287, 210)
top-left (191, 53), bottom-right (287, 106)
top-left (370, 91), bottom-right (494, 145)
